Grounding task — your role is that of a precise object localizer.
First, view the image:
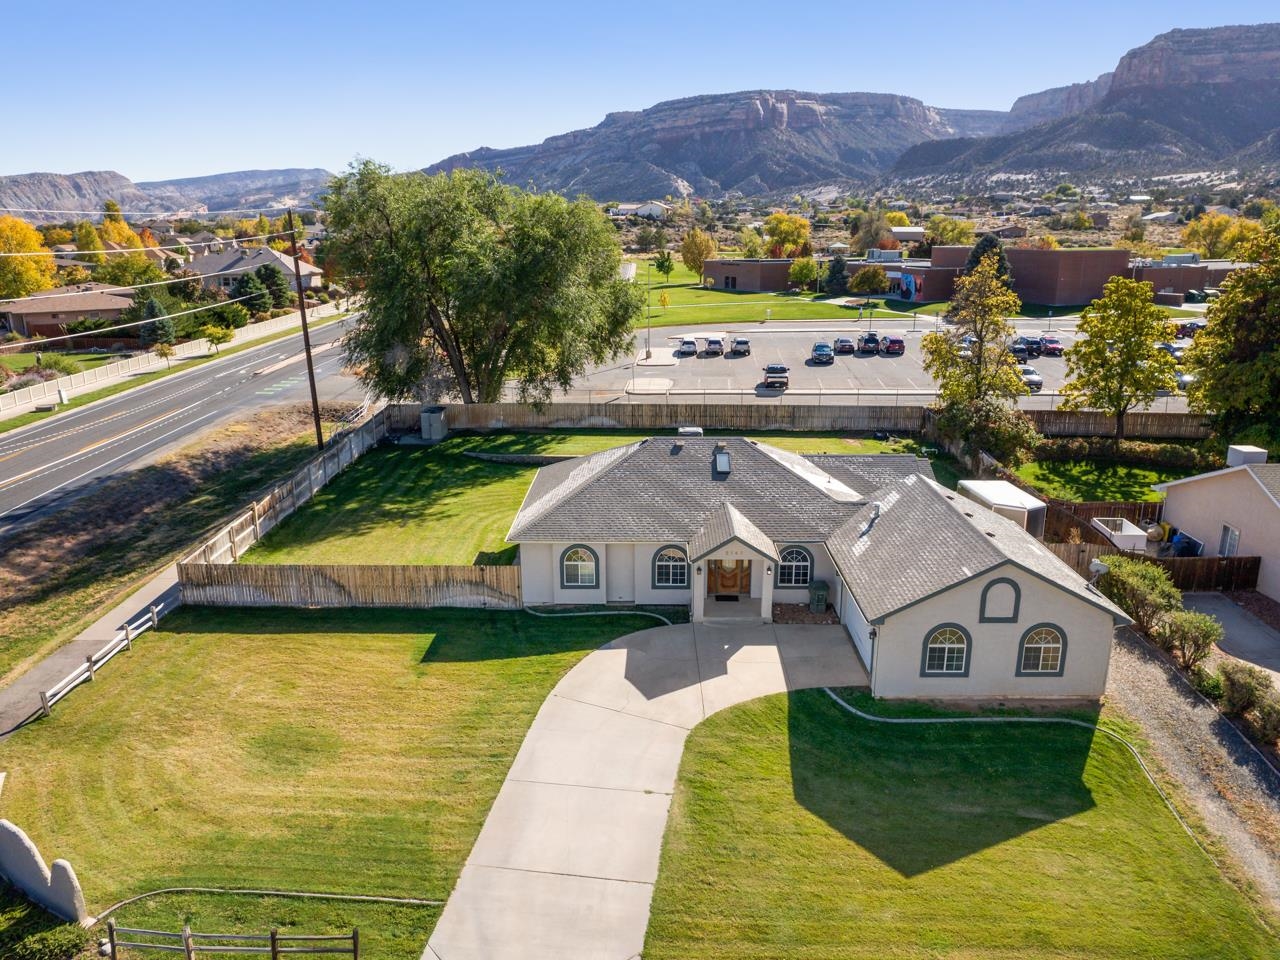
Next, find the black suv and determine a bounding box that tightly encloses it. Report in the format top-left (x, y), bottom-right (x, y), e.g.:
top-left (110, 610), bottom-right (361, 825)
top-left (1012, 335), bottom-right (1043, 358)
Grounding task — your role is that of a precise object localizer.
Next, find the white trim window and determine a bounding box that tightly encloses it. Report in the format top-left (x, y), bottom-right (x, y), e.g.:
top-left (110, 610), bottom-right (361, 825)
top-left (1020, 627), bottom-right (1063, 673)
top-left (654, 547), bottom-right (688, 587)
top-left (777, 547), bottom-right (812, 587)
top-left (562, 547), bottom-right (597, 587)
top-left (1219, 524), bottom-right (1240, 558)
top-left (924, 627), bottom-right (968, 674)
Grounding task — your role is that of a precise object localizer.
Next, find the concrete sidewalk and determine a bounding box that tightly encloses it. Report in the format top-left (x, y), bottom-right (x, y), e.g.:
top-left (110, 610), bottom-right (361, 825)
top-left (424, 621), bottom-right (866, 960)
top-left (0, 566), bottom-right (179, 736)
top-left (1185, 593), bottom-right (1280, 685)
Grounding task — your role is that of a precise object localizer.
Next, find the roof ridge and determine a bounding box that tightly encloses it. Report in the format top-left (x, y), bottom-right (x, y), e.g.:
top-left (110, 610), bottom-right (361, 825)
top-left (507, 440), bottom-right (647, 538)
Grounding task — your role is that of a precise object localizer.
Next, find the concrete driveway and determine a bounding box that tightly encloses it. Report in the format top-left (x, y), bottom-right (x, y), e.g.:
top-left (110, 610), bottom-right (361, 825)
top-left (1184, 593), bottom-right (1280, 685)
top-left (424, 621), bottom-right (867, 960)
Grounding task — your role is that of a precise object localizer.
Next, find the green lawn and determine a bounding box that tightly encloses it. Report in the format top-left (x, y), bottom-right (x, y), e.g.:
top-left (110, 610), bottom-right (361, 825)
top-left (645, 690), bottom-right (1276, 959)
top-left (245, 432), bottom-right (961, 565)
top-left (0, 350), bottom-right (118, 373)
top-left (1014, 459), bottom-right (1197, 502)
top-left (0, 607), bottom-right (657, 960)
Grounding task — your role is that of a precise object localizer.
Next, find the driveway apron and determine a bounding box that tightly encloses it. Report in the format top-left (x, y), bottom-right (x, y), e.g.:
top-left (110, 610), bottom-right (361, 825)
top-left (424, 622), bottom-right (867, 960)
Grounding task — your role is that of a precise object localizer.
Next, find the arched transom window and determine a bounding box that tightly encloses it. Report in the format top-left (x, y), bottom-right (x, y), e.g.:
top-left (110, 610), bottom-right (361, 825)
top-left (653, 546), bottom-right (689, 588)
top-left (923, 625), bottom-right (969, 675)
top-left (561, 546), bottom-right (597, 587)
top-left (777, 547), bottom-right (812, 587)
top-left (1019, 625), bottom-right (1065, 674)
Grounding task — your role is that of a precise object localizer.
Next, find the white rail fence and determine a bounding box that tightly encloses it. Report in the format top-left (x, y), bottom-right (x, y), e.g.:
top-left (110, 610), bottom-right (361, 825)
top-left (39, 601), bottom-right (168, 718)
top-left (0, 304), bottom-right (344, 414)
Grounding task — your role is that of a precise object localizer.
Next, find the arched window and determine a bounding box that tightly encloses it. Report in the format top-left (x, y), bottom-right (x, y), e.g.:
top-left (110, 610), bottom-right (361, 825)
top-left (1018, 624), bottom-right (1066, 676)
top-left (921, 624), bottom-right (971, 676)
top-left (979, 577), bottom-right (1021, 623)
top-left (776, 546), bottom-right (813, 587)
top-left (560, 545), bottom-right (598, 588)
top-left (653, 546), bottom-right (689, 588)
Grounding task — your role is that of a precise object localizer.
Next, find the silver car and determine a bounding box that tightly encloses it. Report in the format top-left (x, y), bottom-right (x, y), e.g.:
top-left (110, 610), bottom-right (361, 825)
top-left (1018, 364), bottom-right (1043, 393)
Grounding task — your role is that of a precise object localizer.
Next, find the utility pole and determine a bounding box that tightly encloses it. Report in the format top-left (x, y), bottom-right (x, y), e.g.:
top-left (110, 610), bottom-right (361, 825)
top-left (646, 261), bottom-right (652, 359)
top-left (286, 208), bottom-right (325, 451)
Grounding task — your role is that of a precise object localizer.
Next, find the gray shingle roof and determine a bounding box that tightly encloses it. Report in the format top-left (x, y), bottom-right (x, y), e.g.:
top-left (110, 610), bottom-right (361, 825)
top-left (806, 454), bottom-right (935, 489)
top-left (689, 502), bottom-right (779, 562)
top-left (828, 475), bottom-right (1128, 624)
top-left (1247, 464), bottom-right (1280, 505)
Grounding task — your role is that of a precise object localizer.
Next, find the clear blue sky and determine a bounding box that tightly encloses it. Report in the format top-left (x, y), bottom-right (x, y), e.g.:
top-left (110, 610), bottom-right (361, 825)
top-left (5, 1), bottom-right (1276, 181)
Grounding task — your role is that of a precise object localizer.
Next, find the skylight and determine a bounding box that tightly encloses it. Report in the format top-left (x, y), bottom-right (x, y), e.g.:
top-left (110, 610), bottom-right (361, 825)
top-left (714, 450), bottom-right (731, 474)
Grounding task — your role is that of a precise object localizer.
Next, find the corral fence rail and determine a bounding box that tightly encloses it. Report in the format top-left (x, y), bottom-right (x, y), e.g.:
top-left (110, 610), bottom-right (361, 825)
top-left (107, 921), bottom-right (358, 959)
top-left (1046, 542), bottom-right (1261, 592)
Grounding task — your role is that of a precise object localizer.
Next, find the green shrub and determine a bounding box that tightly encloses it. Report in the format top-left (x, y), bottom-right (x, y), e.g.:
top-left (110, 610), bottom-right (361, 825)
top-left (1032, 438), bottom-right (1220, 471)
top-left (9, 924), bottom-right (90, 960)
top-left (1156, 610), bottom-right (1223, 669)
top-left (34, 354), bottom-right (81, 376)
top-left (1097, 555), bottom-right (1182, 635)
top-left (1253, 691), bottom-right (1280, 744)
top-left (1190, 666), bottom-right (1224, 702)
top-left (1219, 660), bottom-right (1274, 716)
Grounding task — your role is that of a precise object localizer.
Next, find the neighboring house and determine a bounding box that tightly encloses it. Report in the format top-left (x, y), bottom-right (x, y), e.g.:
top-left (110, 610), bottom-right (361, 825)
top-left (180, 231), bottom-right (230, 254)
top-left (988, 225), bottom-right (1029, 239)
top-left (507, 437), bottom-right (1128, 700)
top-left (0, 284), bottom-right (133, 337)
top-left (1153, 446), bottom-right (1280, 602)
top-left (1142, 211), bottom-right (1179, 224)
top-left (186, 246), bottom-right (323, 292)
top-left (607, 201), bottom-right (672, 220)
top-left (890, 226), bottom-right (926, 245)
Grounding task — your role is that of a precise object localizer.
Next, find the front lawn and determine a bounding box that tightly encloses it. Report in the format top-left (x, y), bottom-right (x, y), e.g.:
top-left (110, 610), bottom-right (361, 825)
top-left (244, 432), bottom-right (960, 565)
top-left (1014, 458), bottom-right (1197, 502)
top-left (0, 607), bottom-right (657, 960)
top-left (0, 350), bottom-right (119, 374)
top-left (645, 690), bottom-right (1275, 958)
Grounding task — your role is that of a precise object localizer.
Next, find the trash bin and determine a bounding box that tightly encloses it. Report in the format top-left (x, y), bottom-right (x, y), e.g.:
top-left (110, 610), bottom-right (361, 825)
top-left (808, 579), bottom-right (829, 614)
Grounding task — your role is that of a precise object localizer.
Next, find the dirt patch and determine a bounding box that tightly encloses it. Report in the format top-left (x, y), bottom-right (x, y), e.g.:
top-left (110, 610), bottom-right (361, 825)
top-left (772, 602), bottom-right (839, 625)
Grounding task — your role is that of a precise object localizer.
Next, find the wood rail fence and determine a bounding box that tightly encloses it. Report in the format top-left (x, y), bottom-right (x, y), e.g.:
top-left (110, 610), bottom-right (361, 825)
top-left (107, 921), bottom-right (358, 959)
top-left (1046, 543), bottom-right (1261, 592)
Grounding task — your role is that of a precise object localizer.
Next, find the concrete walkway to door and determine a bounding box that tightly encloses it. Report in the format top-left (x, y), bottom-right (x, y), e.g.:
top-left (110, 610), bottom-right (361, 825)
top-left (424, 622), bottom-right (867, 960)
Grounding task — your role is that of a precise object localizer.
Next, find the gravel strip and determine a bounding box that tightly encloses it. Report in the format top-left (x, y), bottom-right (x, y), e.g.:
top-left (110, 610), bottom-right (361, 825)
top-left (1107, 630), bottom-right (1280, 911)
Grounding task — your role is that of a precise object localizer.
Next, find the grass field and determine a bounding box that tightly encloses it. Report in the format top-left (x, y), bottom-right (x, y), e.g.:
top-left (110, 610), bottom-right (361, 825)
top-left (0, 350), bottom-right (118, 374)
top-left (244, 431), bottom-right (961, 566)
top-left (0, 607), bottom-right (657, 960)
top-left (1014, 459), bottom-right (1197, 502)
top-left (644, 690), bottom-right (1276, 959)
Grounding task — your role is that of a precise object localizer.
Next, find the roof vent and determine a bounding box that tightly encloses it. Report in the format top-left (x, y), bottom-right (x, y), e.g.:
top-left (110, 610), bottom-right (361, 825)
top-left (714, 450), bottom-right (731, 474)
top-left (871, 501), bottom-right (882, 520)
top-left (672, 440), bottom-right (684, 452)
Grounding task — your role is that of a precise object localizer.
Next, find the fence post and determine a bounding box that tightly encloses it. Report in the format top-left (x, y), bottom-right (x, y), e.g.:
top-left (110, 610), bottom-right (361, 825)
top-left (108, 920), bottom-right (118, 960)
top-left (183, 923), bottom-right (195, 960)
top-left (124, 620), bottom-right (134, 650)
top-left (150, 604), bottom-right (160, 629)
top-left (40, 690), bottom-right (51, 718)
top-left (270, 928), bottom-right (279, 960)
top-left (86, 655), bottom-right (96, 680)
top-left (252, 501), bottom-right (262, 540)
top-left (352, 927), bottom-right (359, 960)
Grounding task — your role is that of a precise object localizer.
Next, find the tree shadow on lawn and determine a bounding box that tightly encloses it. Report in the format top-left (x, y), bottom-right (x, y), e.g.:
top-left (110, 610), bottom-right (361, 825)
top-left (788, 689), bottom-right (1099, 877)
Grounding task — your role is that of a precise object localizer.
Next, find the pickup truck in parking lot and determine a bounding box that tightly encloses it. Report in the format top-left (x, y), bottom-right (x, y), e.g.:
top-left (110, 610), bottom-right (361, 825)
top-left (811, 342), bottom-right (835, 364)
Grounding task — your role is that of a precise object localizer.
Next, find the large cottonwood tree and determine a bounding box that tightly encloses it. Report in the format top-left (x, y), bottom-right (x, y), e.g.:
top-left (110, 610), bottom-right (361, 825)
top-left (324, 161), bottom-right (643, 403)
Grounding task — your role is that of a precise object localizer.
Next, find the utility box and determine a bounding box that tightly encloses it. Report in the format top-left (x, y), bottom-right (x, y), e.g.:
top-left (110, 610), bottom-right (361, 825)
top-left (808, 579), bottom-right (829, 614)
top-left (420, 406), bottom-right (447, 443)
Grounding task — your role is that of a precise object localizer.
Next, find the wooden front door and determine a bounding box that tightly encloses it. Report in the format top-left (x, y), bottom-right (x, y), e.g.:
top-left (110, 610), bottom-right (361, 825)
top-left (708, 559), bottom-right (751, 595)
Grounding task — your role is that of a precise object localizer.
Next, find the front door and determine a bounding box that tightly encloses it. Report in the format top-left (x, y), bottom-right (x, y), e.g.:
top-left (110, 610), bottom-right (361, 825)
top-left (707, 559), bottom-right (751, 595)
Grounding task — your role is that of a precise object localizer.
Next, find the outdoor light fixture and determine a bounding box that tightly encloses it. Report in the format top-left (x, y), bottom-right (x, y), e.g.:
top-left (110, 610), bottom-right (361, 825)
top-left (766, 566), bottom-right (773, 576)
top-left (696, 566), bottom-right (702, 576)
top-left (869, 627), bottom-right (878, 641)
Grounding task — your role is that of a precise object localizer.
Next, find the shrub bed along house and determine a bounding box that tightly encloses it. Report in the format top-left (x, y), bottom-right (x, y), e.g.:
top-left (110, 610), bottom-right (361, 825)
top-left (1033, 438), bottom-right (1221, 471)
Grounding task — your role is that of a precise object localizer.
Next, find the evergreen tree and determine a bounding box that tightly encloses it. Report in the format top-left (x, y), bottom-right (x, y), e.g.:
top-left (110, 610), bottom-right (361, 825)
top-left (963, 233), bottom-right (1012, 285)
top-left (824, 255), bottom-right (848, 297)
top-left (232, 272), bottom-right (273, 314)
top-left (254, 262), bottom-right (293, 307)
top-left (138, 297), bottom-right (175, 346)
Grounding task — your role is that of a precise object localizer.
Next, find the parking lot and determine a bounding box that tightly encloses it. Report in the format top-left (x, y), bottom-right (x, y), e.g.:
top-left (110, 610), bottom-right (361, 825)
top-left (564, 319), bottom-right (1191, 411)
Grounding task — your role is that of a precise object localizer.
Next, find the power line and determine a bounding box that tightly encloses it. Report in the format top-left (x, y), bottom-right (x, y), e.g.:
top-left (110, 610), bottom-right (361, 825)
top-left (1, 264), bottom-right (287, 302)
top-left (0, 204), bottom-right (321, 217)
top-left (0, 230), bottom-right (298, 257)
top-left (5, 294), bottom-right (258, 348)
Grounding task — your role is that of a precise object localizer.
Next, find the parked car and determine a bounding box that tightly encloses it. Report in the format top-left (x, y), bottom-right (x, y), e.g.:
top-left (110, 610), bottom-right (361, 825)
top-left (705, 336), bottom-right (725, 356)
top-left (1155, 341), bottom-right (1185, 362)
top-left (1039, 335), bottom-right (1064, 356)
top-left (1008, 342), bottom-right (1029, 361)
top-left (833, 336), bottom-right (856, 354)
top-left (879, 335), bottom-right (905, 355)
top-left (1176, 370), bottom-right (1197, 392)
top-left (1203, 287), bottom-right (1220, 300)
top-left (1176, 320), bottom-right (1206, 339)
top-left (1184, 289), bottom-right (1204, 303)
top-left (729, 337), bottom-right (751, 356)
top-left (1018, 364), bottom-right (1043, 393)
top-left (1013, 335), bottom-right (1043, 358)
top-left (811, 341), bottom-right (835, 364)
top-left (678, 338), bottom-right (698, 356)
top-left (957, 334), bottom-right (979, 358)
top-left (763, 363), bottom-right (790, 389)
top-left (857, 331), bottom-right (880, 353)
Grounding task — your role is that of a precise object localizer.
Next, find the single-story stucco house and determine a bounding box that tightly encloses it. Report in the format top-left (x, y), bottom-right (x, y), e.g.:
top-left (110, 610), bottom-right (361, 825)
top-left (1153, 445), bottom-right (1280, 603)
top-left (507, 437), bottom-right (1129, 700)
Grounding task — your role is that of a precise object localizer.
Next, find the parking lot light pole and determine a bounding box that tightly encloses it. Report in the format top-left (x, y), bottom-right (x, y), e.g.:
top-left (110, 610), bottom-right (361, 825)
top-left (646, 262), bottom-right (652, 359)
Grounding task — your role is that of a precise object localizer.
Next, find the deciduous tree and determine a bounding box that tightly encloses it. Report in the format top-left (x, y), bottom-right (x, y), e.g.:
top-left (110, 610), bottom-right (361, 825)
top-left (680, 227), bottom-right (717, 280)
top-left (1181, 212), bottom-right (1263, 260)
top-left (99, 200), bottom-right (141, 248)
top-left (95, 254), bottom-right (165, 287)
top-left (848, 264), bottom-right (888, 294)
top-left (763, 212), bottom-right (810, 257)
top-left (324, 160), bottom-right (643, 403)
top-left (0, 215), bottom-right (56, 299)
top-left (1184, 230), bottom-right (1280, 438)
top-left (653, 250), bottom-right (675, 283)
top-left (850, 209), bottom-right (891, 252)
top-left (926, 215), bottom-right (974, 246)
top-left (884, 211), bottom-right (910, 227)
top-left (737, 227), bottom-right (764, 259)
top-left (787, 257), bottom-right (819, 291)
top-left (74, 220), bottom-right (105, 264)
top-left (1059, 277), bottom-right (1176, 441)
top-left (201, 324), bottom-right (234, 353)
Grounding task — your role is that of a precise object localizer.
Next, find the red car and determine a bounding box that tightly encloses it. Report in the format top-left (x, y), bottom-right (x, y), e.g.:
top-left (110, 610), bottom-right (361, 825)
top-left (879, 335), bottom-right (905, 355)
top-left (1040, 336), bottom-right (1064, 356)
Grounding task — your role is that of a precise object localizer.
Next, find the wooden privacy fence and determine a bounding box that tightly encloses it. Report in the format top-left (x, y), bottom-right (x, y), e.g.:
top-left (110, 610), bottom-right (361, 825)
top-left (1025, 409), bottom-right (1212, 439)
top-left (1046, 543), bottom-right (1261, 592)
top-left (107, 921), bottom-right (358, 959)
top-left (178, 564), bottom-right (522, 609)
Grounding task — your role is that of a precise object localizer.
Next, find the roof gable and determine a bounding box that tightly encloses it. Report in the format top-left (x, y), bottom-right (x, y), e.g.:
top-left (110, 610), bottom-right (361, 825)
top-left (1154, 463), bottom-right (1280, 511)
top-left (689, 502), bottom-right (779, 562)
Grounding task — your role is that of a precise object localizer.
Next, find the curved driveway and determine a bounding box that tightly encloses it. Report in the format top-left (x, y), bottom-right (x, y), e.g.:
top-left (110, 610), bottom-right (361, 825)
top-left (424, 622), bottom-right (867, 960)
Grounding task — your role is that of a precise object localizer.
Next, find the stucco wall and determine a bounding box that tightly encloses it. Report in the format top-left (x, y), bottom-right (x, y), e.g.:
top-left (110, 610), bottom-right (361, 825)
top-left (870, 565), bottom-right (1116, 699)
top-left (519, 543), bottom-right (553, 604)
top-left (0, 820), bottom-right (88, 924)
top-left (1162, 470), bottom-right (1280, 602)
top-left (772, 542), bottom-right (838, 605)
top-left (632, 542), bottom-right (694, 606)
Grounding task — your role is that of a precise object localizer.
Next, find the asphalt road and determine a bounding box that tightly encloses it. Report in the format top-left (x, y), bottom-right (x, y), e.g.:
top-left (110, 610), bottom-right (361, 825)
top-left (0, 317), bottom-right (363, 537)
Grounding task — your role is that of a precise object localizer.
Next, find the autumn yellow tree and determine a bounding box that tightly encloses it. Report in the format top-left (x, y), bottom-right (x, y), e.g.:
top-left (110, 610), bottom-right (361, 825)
top-left (884, 211), bottom-right (910, 227)
top-left (0, 215), bottom-right (57, 299)
top-left (99, 199), bottom-right (141, 248)
top-left (1182, 212), bottom-right (1262, 259)
top-left (762, 212), bottom-right (811, 257)
top-left (680, 228), bottom-right (718, 280)
top-left (74, 221), bottom-right (105, 264)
